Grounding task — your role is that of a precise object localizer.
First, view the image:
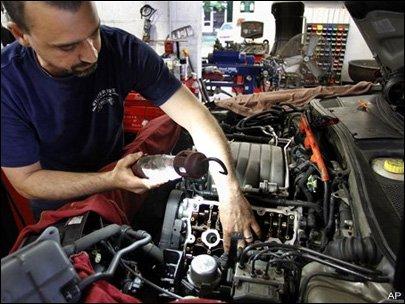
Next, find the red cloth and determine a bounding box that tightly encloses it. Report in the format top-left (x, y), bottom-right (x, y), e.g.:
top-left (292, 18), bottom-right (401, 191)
top-left (71, 251), bottom-right (141, 303)
top-left (10, 195), bottom-right (128, 253)
top-left (10, 115), bottom-right (182, 253)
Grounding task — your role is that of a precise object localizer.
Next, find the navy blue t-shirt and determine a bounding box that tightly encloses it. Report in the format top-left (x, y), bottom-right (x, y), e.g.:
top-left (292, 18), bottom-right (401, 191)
top-left (1, 25), bottom-right (182, 172)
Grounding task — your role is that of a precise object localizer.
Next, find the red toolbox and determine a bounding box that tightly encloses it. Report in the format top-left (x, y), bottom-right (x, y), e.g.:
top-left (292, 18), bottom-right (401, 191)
top-left (124, 80), bottom-right (196, 133)
top-left (123, 92), bottom-right (165, 133)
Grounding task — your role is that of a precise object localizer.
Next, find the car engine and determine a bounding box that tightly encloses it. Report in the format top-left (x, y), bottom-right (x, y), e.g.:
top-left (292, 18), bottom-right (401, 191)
top-left (2, 102), bottom-right (399, 303)
top-left (142, 105), bottom-right (395, 302)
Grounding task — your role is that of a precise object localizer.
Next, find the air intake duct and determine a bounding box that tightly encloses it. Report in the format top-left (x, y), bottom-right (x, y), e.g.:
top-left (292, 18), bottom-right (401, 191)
top-left (325, 237), bottom-right (382, 266)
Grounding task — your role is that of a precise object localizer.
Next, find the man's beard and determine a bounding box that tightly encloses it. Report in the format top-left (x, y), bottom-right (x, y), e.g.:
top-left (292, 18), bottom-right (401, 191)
top-left (72, 62), bottom-right (98, 77)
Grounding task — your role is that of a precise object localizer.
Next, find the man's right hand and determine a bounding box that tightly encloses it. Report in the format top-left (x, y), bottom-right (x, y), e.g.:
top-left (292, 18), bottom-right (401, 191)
top-left (109, 152), bottom-right (163, 194)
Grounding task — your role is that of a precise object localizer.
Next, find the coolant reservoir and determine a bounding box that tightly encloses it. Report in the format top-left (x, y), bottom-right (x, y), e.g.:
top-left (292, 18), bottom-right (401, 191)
top-left (372, 158), bottom-right (404, 181)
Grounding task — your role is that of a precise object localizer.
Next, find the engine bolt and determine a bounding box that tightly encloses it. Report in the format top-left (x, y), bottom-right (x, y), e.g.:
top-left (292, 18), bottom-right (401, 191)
top-left (290, 215), bottom-right (295, 220)
top-left (191, 217), bottom-right (195, 222)
top-left (278, 214), bottom-right (283, 218)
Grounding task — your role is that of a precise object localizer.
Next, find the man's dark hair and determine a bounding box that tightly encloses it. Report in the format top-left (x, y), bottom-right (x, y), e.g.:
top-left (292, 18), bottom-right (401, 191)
top-left (2, 1), bottom-right (83, 33)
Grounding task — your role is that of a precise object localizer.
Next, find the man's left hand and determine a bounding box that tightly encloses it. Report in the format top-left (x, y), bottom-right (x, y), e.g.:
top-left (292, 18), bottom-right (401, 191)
top-left (218, 190), bottom-right (261, 253)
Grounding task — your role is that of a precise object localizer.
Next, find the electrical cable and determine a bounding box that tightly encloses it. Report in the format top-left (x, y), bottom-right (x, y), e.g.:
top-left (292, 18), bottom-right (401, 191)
top-left (239, 242), bottom-right (387, 279)
top-left (242, 244), bottom-right (389, 283)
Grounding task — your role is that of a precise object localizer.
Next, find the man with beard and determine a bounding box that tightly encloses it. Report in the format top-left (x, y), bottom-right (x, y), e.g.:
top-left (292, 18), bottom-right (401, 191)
top-left (1, 1), bottom-right (260, 252)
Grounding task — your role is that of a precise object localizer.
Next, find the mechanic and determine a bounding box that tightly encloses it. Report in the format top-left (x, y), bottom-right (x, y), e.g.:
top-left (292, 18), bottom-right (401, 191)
top-left (1, 1), bottom-right (260, 252)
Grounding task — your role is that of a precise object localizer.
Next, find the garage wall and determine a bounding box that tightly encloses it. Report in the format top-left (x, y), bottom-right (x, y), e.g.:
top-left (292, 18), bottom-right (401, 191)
top-left (231, 1), bottom-right (374, 82)
top-left (95, 1), bottom-right (145, 37)
top-left (304, 1), bottom-right (374, 82)
top-left (232, 1), bottom-right (276, 45)
top-left (95, 1), bottom-right (202, 77)
top-left (95, 1), bottom-right (169, 55)
top-left (169, 1), bottom-right (203, 78)
top-left (89, 1), bottom-right (372, 83)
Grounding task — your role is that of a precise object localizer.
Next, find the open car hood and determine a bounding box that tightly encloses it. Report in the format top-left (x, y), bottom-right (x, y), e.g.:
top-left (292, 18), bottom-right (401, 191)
top-left (345, 2), bottom-right (404, 110)
top-left (345, 2), bottom-right (404, 77)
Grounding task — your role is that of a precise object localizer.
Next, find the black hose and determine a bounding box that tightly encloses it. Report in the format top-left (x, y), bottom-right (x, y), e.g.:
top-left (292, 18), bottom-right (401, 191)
top-left (325, 237), bottom-right (382, 265)
top-left (325, 194), bottom-right (336, 235)
top-left (101, 241), bottom-right (182, 299)
top-left (320, 194), bottom-right (337, 251)
top-left (78, 230), bottom-right (151, 292)
top-left (126, 229), bottom-right (164, 264)
top-left (323, 181), bottom-right (330, 226)
top-left (63, 224), bottom-right (122, 257)
top-left (244, 194), bottom-right (321, 210)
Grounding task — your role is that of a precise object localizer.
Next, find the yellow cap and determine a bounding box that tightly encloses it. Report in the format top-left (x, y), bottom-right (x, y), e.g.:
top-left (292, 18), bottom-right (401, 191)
top-left (384, 159), bottom-right (404, 174)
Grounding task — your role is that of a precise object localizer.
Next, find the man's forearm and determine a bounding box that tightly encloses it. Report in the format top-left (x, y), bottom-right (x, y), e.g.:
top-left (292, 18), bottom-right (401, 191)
top-left (160, 86), bottom-right (241, 199)
top-left (21, 169), bottom-right (113, 200)
top-left (187, 110), bottom-right (241, 200)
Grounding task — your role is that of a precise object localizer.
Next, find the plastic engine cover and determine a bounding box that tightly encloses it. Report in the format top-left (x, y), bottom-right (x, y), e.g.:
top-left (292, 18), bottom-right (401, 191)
top-left (229, 141), bottom-right (285, 190)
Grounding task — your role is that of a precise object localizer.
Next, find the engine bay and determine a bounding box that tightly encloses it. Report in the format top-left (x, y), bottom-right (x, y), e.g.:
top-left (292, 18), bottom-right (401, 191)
top-left (84, 99), bottom-right (396, 303)
top-left (2, 98), bottom-right (401, 303)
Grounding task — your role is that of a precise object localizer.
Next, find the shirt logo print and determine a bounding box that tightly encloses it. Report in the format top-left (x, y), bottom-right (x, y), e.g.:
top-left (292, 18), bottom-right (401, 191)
top-left (92, 88), bottom-right (119, 112)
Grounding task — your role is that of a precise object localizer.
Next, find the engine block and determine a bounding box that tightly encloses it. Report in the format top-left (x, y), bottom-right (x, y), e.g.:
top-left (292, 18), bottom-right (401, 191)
top-left (176, 196), bottom-right (301, 256)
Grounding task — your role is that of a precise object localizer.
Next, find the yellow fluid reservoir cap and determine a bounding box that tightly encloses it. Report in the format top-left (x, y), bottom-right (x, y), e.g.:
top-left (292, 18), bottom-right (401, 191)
top-left (384, 159), bottom-right (404, 174)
